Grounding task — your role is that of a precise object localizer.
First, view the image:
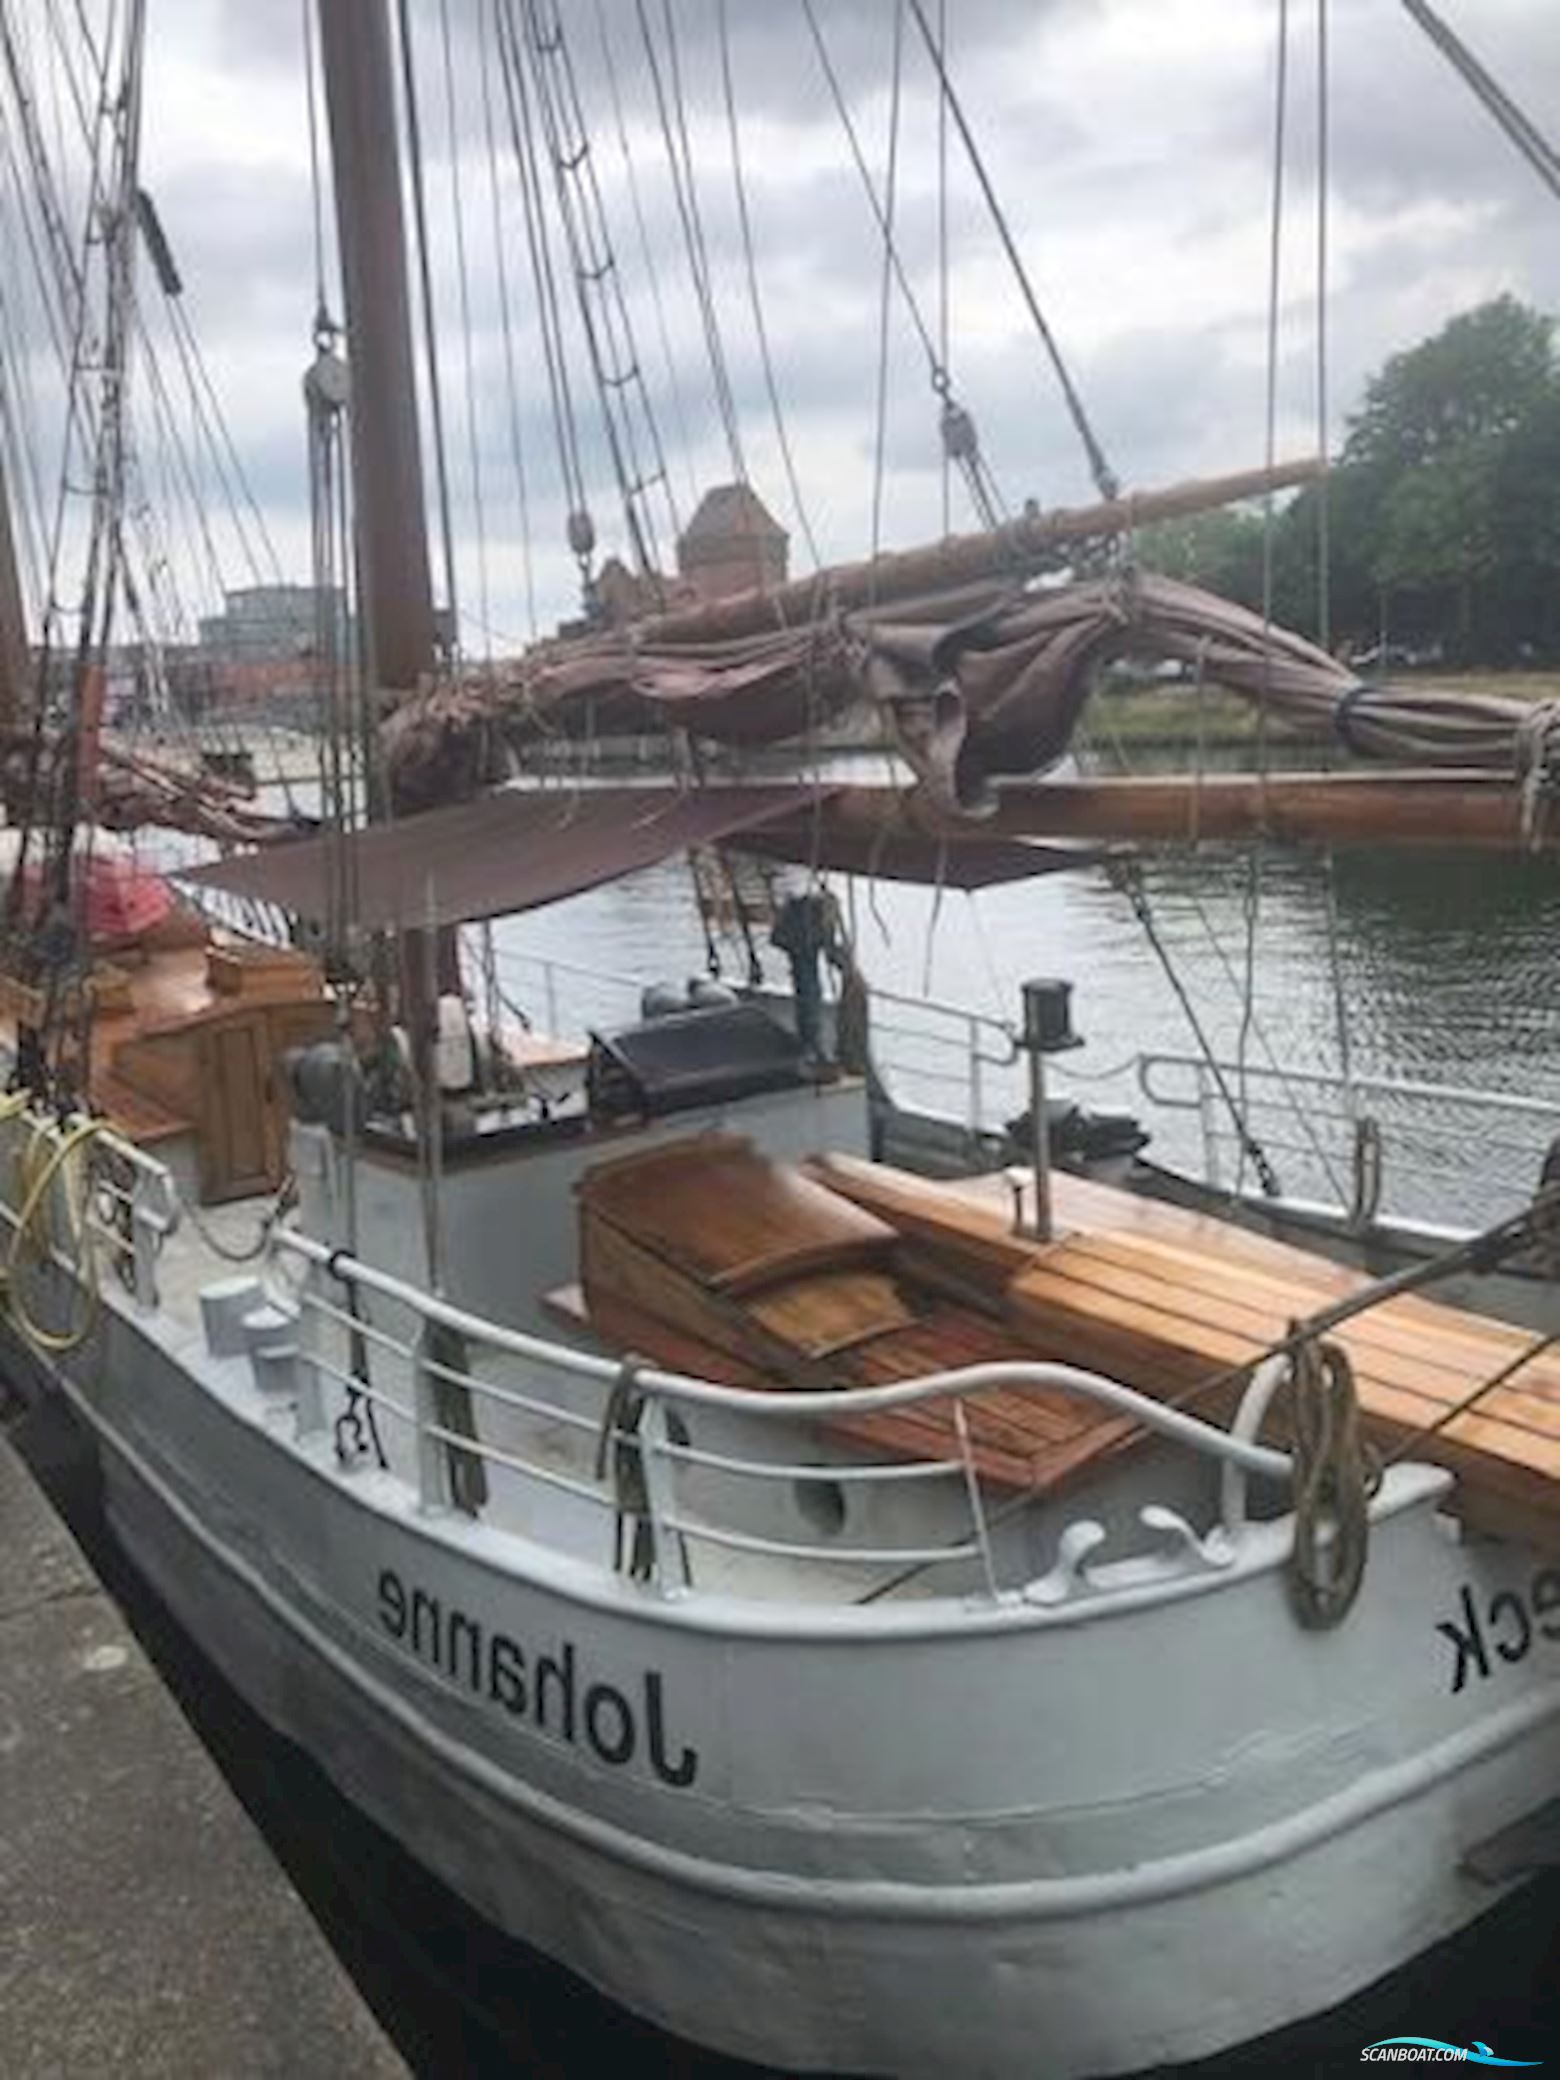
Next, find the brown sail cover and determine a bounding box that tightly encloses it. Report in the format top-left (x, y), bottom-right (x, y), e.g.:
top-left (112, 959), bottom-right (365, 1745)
top-left (429, 570), bottom-right (1555, 819)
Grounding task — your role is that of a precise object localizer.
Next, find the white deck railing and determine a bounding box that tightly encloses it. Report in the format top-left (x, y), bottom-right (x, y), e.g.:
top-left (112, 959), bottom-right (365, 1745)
top-left (866, 986), bottom-right (1019, 1132)
top-left (271, 1226), bottom-right (1292, 1600)
top-left (0, 1109), bottom-right (178, 1311)
top-left (1136, 1051), bottom-right (1560, 1227)
top-left (479, 944), bottom-right (645, 1043)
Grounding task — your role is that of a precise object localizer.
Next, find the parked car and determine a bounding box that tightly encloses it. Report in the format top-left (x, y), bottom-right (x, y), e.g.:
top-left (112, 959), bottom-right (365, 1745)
top-left (1347, 640), bottom-right (1444, 672)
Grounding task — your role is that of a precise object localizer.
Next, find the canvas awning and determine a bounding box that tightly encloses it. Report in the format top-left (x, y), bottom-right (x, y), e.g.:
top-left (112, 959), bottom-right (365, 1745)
top-left (182, 780), bottom-right (1094, 930)
top-left (181, 784), bottom-right (831, 931)
top-left (743, 812), bottom-right (1101, 886)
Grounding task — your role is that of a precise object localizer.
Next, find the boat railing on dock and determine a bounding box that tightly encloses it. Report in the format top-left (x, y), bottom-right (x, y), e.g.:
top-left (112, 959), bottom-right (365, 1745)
top-left (134, 907), bottom-right (1560, 1244)
top-left (857, 975), bottom-right (1560, 1235)
top-left (486, 944), bottom-right (649, 1043)
top-left (271, 1224), bottom-right (1305, 1604)
top-left (1137, 1050), bottom-right (1560, 1231)
top-left (0, 1107), bottom-right (179, 1314)
top-left (865, 985), bottom-right (1019, 1133)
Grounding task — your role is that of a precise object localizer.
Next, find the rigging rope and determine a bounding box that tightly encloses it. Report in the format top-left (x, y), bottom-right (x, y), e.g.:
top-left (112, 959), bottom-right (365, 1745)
top-left (904, 0), bottom-right (1119, 503)
top-left (161, 274), bottom-right (282, 590)
top-left (516, 0), bottom-right (674, 587)
top-left (1313, 1), bottom-right (1362, 1184)
top-left (715, 0), bottom-right (820, 569)
top-left (801, 0), bottom-right (1006, 531)
top-left (476, 0), bottom-right (538, 643)
top-left (300, 0), bottom-right (331, 327)
top-left (1111, 859), bottom-right (1282, 1197)
top-left (1238, 0), bottom-right (1291, 1196)
top-left (1283, 1334), bottom-right (1375, 1630)
top-left (636, 0), bottom-right (749, 493)
top-left (1383, 1327), bottom-right (1559, 1467)
top-left (494, 0), bottom-right (594, 587)
top-left (438, 0), bottom-right (495, 675)
top-left (0, 1107), bottom-right (106, 1356)
top-left (935, 0), bottom-right (951, 539)
top-left (592, 0), bottom-right (698, 520)
top-left (1313, 0), bottom-right (1331, 658)
top-left (1400, 0), bottom-right (1560, 202)
top-left (869, 2), bottom-right (905, 579)
top-left (4, 0), bottom-right (295, 781)
top-left (42, 0), bottom-right (145, 1019)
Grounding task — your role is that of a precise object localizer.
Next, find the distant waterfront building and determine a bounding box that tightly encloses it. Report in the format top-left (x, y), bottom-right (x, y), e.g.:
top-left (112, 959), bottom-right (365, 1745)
top-left (197, 584), bottom-right (347, 662)
top-left (675, 484), bottom-right (788, 604)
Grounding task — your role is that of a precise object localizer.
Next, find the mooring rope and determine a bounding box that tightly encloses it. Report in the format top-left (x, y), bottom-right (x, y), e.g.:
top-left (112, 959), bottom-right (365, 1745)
top-left (1284, 1333), bottom-right (1377, 1629)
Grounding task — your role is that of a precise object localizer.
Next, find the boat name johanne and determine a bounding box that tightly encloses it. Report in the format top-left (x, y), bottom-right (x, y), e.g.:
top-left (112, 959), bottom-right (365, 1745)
top-left (377, 1568), bottom-right (700, 1786)
top-left (1436, 1570), bottom-right (1560, 1694)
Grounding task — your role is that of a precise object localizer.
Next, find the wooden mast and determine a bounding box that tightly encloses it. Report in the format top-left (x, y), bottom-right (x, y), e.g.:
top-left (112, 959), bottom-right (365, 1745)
top-left (0, 444), bottom-right (28, 728)
top-left (315, 0), bottom-right (460, 1316)
top-left (316, 0), bottom-right (457, 1027)
top-left (316, 0), bottom-right (436, 700)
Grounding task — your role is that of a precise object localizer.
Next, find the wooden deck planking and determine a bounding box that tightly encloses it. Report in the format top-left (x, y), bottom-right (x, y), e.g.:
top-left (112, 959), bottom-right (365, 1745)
top-left (1017, 1235), bottom-right (1560, 1447)
top-left (575, 1140), bottom-right (1139, 1497)
top-left (813, 1155), bottom-right (1560, 1536)
top-left (558, 1276), bottom-right (1101, 1494)
top-left (582, 1133), bottom-right (896, 1295)
top-left (1067, 1227), bottom-right (1560, 1396)
top-left (1008, 1260), bottom-right (1560, 1487)
top-left (577, 1144), bottom-right (1560, 1542)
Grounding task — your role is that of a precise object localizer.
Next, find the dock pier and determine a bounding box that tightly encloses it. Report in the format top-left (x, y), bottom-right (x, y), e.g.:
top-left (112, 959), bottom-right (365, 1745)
top-left (0, 1427), bottom-right (404, 2077)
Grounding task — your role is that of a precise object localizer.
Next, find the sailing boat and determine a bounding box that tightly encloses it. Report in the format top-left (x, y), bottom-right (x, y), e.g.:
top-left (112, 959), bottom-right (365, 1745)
top-left (0, 3), bottom-right (1556, 2075)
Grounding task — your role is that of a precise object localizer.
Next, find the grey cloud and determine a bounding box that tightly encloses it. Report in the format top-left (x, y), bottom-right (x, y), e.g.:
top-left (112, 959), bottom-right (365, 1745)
top-left (6, 0), bottom-right (1558, 644)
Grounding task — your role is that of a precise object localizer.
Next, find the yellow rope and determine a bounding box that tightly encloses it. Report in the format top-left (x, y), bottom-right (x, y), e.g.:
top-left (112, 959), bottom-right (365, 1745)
top-left (0, 1110), bottom-right (107, 1356)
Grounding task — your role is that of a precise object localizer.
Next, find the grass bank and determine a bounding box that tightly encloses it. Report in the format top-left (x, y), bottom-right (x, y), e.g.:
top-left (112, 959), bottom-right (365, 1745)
top-left (1090, 668), bottom-right (1560, 752)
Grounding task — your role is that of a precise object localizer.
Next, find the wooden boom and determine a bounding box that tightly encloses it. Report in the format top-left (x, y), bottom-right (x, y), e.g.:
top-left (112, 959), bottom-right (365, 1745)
top-left (808, 772), bottom-right (1556, 853)
top-left (636, 457), bottom-right (1324, 647)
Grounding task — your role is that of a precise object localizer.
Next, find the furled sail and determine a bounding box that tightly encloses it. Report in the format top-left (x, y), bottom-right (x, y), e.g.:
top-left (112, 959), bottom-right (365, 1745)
top-left (394, 563), bottom-right (1557, 822)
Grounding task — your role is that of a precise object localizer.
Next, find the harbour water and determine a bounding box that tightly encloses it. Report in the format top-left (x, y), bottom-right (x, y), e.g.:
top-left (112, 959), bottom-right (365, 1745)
top-left (505, 838), bottom-right (1560, 1225)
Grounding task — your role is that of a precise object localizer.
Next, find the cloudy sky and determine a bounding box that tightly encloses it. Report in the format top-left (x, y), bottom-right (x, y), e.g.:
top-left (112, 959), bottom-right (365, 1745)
top-left (7, 0), bottom-right (1560, 649)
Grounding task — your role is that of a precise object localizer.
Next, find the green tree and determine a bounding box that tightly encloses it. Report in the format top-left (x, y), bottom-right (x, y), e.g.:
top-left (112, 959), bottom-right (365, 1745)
top-left (1272, 464), bottom-right (1392, 652)
top-left (1344, 294), bottom-right (1554, 474)
top-left (1487, 387), bottom-right (1560, 657)
top-left (1375, 446), bottom-right (1498, 652)
top-left (1142, 297), bottom-right (1560, 662)
top-left (1134, 508), bottom-right (1266, 610)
